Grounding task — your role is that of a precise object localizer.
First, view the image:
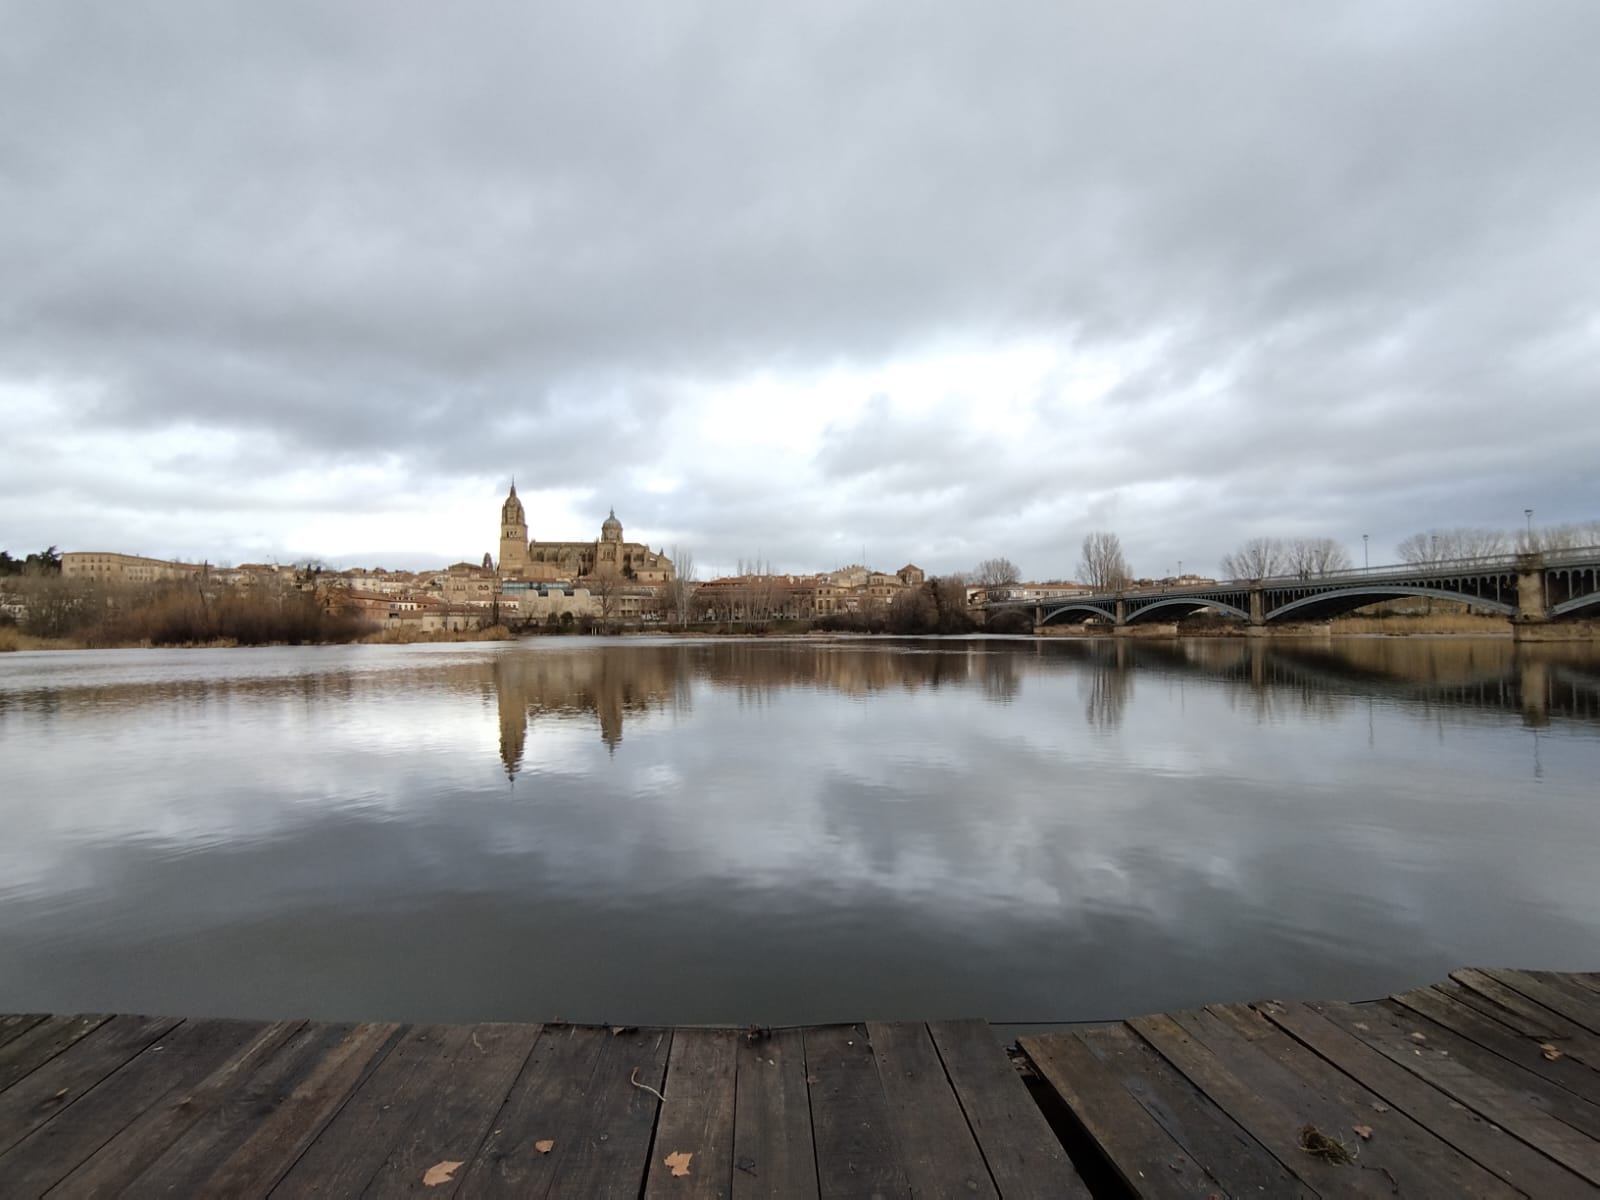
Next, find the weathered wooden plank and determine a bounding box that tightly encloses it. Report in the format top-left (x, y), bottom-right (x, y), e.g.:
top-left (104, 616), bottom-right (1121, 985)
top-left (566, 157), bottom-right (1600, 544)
top-left (1312, 999), bottom-right (1600, 1185)
top-left (927, 1018), bottom-right (1088, 1199)
top-left (453, 1023), bottom-right (612, 1198)
top-left (274, 1023), bottom-right (476, 1196)
top-left (865, 1021), bottom-right (996, 1200)
top-left (0, 1014), bottom-right (109, 1093)
top-left (0, 1014), bottom-right (180, 1157)
top-left (644, 1028), bottom-right (739, 1199)
top-left (185, 1020), bottom-right (400, 1194)
top-left (1019, 1031), bottom-right (1222, 1200)
top-left (731, 1027), bottom-right (818, 1199)
top-left (1204, 1004), bottom-right (1521, 1198)
top-left (1258, 999), bottom-right (1597, 1198)
top-left (52, 1020), bottom-right (305, 1196)
top-left (1369, 999), bottom-right (1600, 1139)
top-left (545, 1025), bottom-right (672, 1198)
top-left (119, 1020), bottom-right (368, 1196)
top-left (1075, 1023), bottom-right (1306, 1199)
top-left (804, 1023), bottom-right (909, 1199)
top-left (1390, 987), bottom-right (1600, 1105)
top-left (0, 1017), bottom-right (260, 1195)
top-left (1132, 1010), bottom-right (1393, 1197)
top-left (0, 1014), bottom-right (48, 1053)
top-left (1445, 976), bottom-right (1572, 1039)
top-left (360, 1020), bottom-right (542, 1197)
top-left (1483, 969), bottom-right (1600, 1038)
top-left (1449, 971), bottom-right (1600, 1070)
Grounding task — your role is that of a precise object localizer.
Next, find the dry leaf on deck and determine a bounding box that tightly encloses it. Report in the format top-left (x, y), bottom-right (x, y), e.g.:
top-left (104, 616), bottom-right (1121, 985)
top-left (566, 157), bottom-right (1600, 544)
top-left (1409, 1031), bottom-right (1426, 1042)
top-left (423, 1160), bottom-right (464, 1187)
top-left (535, 1139), bottom-right (555, 1154)
top-left (1540, 1042), bottom-right (1564, 1061)
top-left (664, 1150), bottom-right (694, 1177)
top-left (1352, 1124), bottom-right (1373, 1140)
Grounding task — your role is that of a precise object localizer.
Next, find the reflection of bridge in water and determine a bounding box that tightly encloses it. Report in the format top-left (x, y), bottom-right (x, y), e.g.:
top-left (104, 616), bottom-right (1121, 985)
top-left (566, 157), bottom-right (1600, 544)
top-left (988, 546), bottom-right (1600, 636)
top-left (1061, 637), bottom-right (1600, 728)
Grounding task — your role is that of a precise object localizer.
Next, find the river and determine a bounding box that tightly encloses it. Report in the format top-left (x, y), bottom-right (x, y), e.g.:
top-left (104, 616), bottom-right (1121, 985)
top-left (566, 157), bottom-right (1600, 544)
top-left (2, 635), bottom-right (1597, 1027)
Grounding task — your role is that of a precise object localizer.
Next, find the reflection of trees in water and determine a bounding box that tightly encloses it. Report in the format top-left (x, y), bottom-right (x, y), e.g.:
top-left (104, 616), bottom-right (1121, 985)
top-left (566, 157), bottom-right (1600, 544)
top-left (1079, 641), bottom-right (1132, 730)
top-left (981, 652), bottom-right (1021, 703)
top-left (11, 637), bottom-right (1600, 786)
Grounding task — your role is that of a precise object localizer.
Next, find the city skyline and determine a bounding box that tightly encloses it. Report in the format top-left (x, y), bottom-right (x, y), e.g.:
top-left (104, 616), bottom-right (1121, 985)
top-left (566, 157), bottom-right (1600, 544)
top-left (3, 3), bottom-right (1598, 579)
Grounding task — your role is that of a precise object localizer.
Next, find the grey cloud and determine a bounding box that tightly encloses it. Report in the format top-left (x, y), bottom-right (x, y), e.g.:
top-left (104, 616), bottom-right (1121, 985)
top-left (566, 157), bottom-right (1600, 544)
top-left (2, 0), bottom-right (1599, 573)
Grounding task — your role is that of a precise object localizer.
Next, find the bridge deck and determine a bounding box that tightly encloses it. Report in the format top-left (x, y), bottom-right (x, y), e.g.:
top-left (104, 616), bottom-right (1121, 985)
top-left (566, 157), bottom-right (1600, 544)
top-left (2, 967), bottom-right (1598, 1196)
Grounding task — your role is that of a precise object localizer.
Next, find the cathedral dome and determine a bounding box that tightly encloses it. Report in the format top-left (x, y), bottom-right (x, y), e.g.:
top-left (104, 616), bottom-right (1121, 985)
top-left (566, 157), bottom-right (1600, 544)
top-left (601, 508), bottom-right (623, 541)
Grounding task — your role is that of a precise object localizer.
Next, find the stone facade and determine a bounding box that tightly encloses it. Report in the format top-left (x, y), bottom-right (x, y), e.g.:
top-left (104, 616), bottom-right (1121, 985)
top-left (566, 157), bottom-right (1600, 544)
top-left (61, 552), bottom-right (203, 584)
top-left (496, 485), bottom-right (674, 583)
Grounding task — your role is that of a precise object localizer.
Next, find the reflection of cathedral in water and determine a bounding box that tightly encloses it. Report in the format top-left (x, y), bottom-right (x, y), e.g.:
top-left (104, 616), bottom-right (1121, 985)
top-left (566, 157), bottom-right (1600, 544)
top-left (494, 648), bottom-right (688, 777)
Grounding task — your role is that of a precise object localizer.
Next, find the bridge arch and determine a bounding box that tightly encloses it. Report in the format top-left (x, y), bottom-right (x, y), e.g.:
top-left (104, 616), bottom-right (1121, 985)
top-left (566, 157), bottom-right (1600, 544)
top-left (1551, 590), bottom-right (1600, 619)
top-left (1038, 601), bottom-right (1118, 625)
top-left (1124, 597), bottom-right (1250, 624)
top-left (1266, 586), bottom-right (1515, 623)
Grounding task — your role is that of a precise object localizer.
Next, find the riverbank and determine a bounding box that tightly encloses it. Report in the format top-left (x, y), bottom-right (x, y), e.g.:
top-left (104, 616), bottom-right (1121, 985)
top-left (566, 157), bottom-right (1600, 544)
top-left (7, 613), bottom-right (1598, 650)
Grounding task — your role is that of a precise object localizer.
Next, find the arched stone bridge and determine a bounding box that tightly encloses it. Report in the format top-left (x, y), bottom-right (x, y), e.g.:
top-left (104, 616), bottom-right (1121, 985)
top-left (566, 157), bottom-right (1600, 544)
top-left (987, 546), bottom-right (1600, 639)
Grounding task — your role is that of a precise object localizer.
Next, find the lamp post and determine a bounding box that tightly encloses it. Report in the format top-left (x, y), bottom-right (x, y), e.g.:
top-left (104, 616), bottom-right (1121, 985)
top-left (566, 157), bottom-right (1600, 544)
top-left (1525, 508), bottom-right (1534, 549)
top-left (1362, 534), bottom-right (1369, 572)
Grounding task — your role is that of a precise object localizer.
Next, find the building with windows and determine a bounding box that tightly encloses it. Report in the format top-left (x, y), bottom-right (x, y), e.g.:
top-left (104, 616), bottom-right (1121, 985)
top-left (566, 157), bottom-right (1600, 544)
top-left (495, 485), bottom-right (675, 583)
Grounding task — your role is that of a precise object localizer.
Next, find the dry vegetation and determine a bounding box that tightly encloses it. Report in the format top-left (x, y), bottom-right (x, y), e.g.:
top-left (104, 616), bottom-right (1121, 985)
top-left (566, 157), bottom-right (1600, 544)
top-left (1, 576), bottom-right (375, 648)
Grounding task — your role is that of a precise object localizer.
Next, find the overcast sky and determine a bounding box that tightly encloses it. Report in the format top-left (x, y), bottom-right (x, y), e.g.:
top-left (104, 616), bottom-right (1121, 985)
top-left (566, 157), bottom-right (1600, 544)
top-left (2, 1), bottom-right (1596, 580)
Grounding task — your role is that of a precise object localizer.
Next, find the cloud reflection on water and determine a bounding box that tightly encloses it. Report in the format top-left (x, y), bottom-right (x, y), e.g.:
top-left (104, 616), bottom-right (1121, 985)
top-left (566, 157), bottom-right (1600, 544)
top-left (1, 636), bottom-right (1597, 1024)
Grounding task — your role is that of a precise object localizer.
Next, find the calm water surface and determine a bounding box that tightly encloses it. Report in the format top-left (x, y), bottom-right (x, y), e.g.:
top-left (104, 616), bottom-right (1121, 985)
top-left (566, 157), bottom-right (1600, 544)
top-left (2, 636), bottom-right (1597, 1026)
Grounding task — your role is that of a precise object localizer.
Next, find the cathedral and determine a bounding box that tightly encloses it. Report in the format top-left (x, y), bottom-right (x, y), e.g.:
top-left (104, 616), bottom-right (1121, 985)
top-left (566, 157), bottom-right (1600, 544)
top-left (496, 484), bottom-right (675, 583)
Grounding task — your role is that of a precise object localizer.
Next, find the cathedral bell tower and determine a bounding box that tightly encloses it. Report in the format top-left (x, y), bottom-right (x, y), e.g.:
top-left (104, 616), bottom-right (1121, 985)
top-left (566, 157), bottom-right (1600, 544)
top-left (498, 482), bottom-right (531, 576)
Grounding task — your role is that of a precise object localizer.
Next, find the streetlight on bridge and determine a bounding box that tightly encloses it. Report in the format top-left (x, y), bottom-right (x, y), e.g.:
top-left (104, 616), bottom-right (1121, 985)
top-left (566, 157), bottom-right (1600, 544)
top-left (1525, 508), bottom-right (1535, 550)
top-left (1362, 533), bottom-right (1369, 571)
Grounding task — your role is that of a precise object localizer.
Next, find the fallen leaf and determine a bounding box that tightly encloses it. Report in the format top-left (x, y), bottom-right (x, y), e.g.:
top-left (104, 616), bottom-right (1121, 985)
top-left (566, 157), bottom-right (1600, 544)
top-left (1353, 1124), bottom-right (1373, 1140)
top-left (664, 1150), bottom-right (693, 1177)
top-left (422, 1160), bottom-right (463, 1187)
top-left (1354, 1022), bottom-right (1369, 1031)
top-left (1409, 1032), bottom-right (1426, 1042)
top-left (1371, 1103), bottom-right (1390, 1113)
top-left (535, 1139), bottom-right (554, 1154)
top-left (611, 1025), bottom-right (636, 1036)
top-left (1540, 1042), bottom-right (1565, 1061)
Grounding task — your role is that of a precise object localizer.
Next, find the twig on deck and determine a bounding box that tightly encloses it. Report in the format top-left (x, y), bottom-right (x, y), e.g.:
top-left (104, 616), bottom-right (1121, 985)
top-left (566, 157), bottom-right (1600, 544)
top-left (630, 1067), bottom-right (667, 1104)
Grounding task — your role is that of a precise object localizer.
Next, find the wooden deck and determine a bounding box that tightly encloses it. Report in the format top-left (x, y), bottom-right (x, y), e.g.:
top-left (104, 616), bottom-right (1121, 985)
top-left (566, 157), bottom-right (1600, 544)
top-left (1, 968), bottom-right (1597, 1197)
top-left (1020, 967), bottom-right (1600, 1197)
top-left (0, 1014), bottom-right (1082, 1197)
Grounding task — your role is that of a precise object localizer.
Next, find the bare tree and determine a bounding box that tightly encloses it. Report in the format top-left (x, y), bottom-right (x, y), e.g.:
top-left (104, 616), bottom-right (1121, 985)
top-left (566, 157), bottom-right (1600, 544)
top-left (1532, 519), bottom-right (1600, 552)
top-left (1077, 532), bottom-right (1130, 592)
top-left (927, 573), bottom-right (976, 633)
top-left (1285, 537), bottom-right (1353, 577)
top-left (1397, 527), bottom-right (1510, 564)
top-left (1220, 537), bottom-right (1286, 580)
top-left (974, 557), bottom-right (1021, 587)
top-left (587, 572), bottom-right (621, 632)
top-left (668, 545), bottom-right (698, 628)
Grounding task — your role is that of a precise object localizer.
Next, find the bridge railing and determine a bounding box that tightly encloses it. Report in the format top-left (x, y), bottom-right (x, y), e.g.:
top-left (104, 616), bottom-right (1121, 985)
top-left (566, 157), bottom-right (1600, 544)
top-left (984, 544), bottom-right (1600, 606)
top-left (1238, 542), bottom-right (1600, 588)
